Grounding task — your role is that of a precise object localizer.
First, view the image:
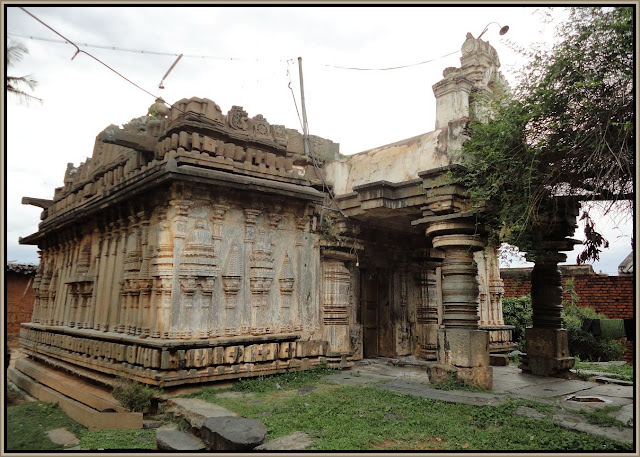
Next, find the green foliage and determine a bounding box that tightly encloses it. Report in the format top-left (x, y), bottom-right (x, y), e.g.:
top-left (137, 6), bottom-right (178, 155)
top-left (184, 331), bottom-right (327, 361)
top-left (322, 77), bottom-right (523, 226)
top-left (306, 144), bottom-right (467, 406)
top-left (502, 295), bottom-right (533, 352)
top-left (6, 402), bottom-right (85, 451)
top-left (79, 429), bottom-right (156, 450)
top-left (111, 376), bottom-right (162, 412)
top-left (460, 7), bottom-right (633, 263)
top-left (562, 278), bottom-right (580, 307)
top-left (562, 305), bottom-right (624, 361)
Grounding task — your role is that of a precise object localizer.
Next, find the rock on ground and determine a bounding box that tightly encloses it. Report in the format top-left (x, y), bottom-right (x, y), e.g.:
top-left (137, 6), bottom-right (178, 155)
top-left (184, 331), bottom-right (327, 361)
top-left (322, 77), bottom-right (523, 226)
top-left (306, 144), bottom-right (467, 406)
top-left (156, 425), bottom-right (206, 451)
top-left (200, 416), bottom-right (267, 451)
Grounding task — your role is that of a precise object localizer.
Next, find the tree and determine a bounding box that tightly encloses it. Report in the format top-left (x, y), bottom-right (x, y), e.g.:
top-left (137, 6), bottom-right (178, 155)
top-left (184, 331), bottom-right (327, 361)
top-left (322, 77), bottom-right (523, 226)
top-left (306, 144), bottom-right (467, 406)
top-left (7, 39), bottom-right (42, 104)
top-left (459, 7), bottom-right (633, 262)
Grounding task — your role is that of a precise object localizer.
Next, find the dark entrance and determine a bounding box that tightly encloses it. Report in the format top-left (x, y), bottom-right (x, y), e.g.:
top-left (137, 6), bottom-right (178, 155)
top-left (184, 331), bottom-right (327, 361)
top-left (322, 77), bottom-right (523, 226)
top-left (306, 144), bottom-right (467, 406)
top-left (360, 269), bottom-right (392, 358)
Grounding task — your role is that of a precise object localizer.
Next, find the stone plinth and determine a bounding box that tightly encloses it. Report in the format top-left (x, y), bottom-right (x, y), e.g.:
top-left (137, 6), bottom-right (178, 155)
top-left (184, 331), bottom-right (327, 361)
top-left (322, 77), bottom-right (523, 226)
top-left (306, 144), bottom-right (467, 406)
top-left (520, 327), bottom-right (575, 376)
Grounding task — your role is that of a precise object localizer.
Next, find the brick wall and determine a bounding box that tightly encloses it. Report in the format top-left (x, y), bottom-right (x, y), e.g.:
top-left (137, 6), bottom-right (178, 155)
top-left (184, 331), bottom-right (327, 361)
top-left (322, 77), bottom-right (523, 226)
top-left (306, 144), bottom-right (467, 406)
top-left (501, 266), bottom-right (634, 364)
top-left (6, 271), bottom-right (35, 335)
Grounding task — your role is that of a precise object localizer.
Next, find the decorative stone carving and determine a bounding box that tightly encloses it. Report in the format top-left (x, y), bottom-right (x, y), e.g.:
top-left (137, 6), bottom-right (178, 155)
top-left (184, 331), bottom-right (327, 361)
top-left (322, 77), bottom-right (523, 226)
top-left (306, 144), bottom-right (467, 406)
top-left (249, 229), bottom-right (275, 330)
top-left (322, 260), bottom-right (350, 326)
top-left (252, 114), bottom-right (271, 138)
top-left (222, 243), bottom-right (243, 309)
top-left (228, 106), bottom-right (248, 131)
top-left (279, 252), bottom-right (295, 304)
top-left (272, 125), bottom-right (288, 147)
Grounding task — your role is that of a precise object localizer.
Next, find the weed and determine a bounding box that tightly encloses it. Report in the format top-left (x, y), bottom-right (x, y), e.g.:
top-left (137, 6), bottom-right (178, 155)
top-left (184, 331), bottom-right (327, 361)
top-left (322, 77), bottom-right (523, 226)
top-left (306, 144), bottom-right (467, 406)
top-left (6, 402), bottom-right (86, 451)
top-left (112, 376), bottom-right (162, 412)
top-left (80, 429), bottom-right (156, 450)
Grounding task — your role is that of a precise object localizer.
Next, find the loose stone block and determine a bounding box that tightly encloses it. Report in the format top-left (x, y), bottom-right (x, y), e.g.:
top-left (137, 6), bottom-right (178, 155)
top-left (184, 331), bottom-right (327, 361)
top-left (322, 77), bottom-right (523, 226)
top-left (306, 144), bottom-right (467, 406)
top-left (200, 416), bottom-right (267, 451)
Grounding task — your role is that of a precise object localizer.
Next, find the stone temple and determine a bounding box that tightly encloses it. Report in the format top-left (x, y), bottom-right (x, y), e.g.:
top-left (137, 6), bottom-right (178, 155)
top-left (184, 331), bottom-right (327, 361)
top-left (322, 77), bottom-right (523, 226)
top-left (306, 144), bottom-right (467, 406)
top-left (14, 33), bottom-right (579, 400)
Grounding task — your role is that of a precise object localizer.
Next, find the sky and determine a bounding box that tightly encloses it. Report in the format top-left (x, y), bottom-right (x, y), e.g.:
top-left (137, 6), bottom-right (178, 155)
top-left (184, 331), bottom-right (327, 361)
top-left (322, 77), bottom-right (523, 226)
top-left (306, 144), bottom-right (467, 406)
top-left (4, 5), bottom-right (634, 274)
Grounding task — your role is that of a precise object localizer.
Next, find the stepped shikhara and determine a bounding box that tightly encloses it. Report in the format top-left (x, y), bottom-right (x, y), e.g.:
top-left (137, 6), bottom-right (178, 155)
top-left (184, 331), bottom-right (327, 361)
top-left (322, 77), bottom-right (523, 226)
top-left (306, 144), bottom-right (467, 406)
top-left (23, 34), bottom-right (587, 393)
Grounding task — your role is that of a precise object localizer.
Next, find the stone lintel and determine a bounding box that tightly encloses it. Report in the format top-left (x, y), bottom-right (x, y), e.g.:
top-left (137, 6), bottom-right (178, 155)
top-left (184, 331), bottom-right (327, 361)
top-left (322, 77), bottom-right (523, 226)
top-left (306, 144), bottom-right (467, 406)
top-left (413, 210), bottom-right (480, 227)
top-left (418, 164), bottom-right (468, 184)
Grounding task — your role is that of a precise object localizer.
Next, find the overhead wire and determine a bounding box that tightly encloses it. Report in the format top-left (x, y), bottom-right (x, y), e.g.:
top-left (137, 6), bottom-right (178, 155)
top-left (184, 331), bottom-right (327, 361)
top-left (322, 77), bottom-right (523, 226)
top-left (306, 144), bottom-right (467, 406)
top-left (7, 31), bottom-right (286, 62)
top-left (325, 50), bottom-right (461, 71)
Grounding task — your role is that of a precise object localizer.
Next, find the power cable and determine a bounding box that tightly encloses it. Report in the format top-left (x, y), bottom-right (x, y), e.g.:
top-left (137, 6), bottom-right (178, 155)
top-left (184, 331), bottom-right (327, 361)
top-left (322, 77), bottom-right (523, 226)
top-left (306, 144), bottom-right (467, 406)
top-left (285, 60), bottom-right (304, 131)
top-left (326, 49), bottom-right (460, 71)
top-left (7, 31), bottom-right (285, 62)
top-left (19, 7), bottom-right (158, 100)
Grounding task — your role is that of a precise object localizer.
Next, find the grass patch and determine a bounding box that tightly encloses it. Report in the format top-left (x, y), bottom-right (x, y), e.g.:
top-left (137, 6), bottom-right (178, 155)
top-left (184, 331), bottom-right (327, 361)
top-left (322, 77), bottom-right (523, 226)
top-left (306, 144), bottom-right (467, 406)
top-left (80, 429), bottom-right (156, 450)
top-left (6, 402), bottom-right (86, 451)
top-left (574, 361), bottom-right (633, 382)
top-left (576, 405), bottom-right (632, 428)
top-left (186, 363), bottom-right (334, 399)
top-left (185, 372), bottom-right (630, 451)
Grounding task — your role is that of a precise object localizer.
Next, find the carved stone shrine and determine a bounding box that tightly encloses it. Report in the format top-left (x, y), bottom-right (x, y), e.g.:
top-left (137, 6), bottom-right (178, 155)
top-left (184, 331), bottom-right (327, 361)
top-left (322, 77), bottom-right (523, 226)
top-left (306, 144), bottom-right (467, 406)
top-left (17, 33), bottom-right (525, 393)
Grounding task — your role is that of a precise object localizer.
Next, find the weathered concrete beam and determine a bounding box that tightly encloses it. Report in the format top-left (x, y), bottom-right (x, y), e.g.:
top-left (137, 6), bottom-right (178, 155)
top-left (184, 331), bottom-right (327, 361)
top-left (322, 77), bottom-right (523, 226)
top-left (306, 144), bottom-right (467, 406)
top-left (21, 196), bottom-right (53, 208)
top-left (98, 128), bottom-right (157, 153)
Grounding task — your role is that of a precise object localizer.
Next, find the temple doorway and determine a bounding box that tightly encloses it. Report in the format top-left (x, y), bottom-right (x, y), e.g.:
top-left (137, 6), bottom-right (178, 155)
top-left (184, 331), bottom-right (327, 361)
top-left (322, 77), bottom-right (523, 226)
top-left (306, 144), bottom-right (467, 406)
top-left (360, 268), bottom-right (393, 358)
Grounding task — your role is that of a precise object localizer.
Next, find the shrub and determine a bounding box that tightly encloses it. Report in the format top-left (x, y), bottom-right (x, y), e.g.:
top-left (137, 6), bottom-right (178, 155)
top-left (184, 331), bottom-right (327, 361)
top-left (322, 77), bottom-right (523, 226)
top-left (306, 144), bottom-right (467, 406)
top-left (562, 304), bottom-right (624, 362)
top-left (502, 296), bottom-right (624, 361)
top-left (111, 377), bottom-right (161, 412)
top-left (502, 295), bottom-right (532, 352)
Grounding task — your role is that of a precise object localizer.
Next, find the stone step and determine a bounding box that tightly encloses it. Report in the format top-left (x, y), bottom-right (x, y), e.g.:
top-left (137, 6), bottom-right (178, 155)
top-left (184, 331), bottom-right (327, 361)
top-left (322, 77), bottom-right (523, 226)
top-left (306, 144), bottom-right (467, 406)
top-left (7, 366), bottom-right (143, 431)
top-left (15, 357), bottom-right (126, 412)
top-left (166, 397), bottom-right (236, 429)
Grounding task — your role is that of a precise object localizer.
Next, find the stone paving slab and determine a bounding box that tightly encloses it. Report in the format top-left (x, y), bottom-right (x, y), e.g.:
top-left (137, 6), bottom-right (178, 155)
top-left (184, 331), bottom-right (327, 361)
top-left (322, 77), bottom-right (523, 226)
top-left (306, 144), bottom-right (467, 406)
top-left (560, 394), bottom-right (633, 412)
top-left (577, 384), bottom-right (634, 399)
top-left (594, 376), bottom-right (633, 386)
top-left (324, 372), bottom-right (381, 386)
top-left (513, 406), bottom-right (633, 445)
top-left (503, 379), bottom-right (595, 399)
top-left (611, 404), bottom-right (634, 425)
top-left (46, 428), bottom-right (80, 446)
top-left (490, 365), bottom-right (565, 392)
top-left (376, 380), bottom-right (505, 407)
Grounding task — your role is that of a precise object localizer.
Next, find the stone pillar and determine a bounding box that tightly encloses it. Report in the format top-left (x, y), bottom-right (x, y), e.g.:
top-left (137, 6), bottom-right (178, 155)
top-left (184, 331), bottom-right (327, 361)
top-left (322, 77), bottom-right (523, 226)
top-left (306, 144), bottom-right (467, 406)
top-left (426, 226), bottom-right (492, 389)
top-left (519, 199), bottom-right (580, 377)
top-left (520, 249), bottom-right (575, 376)
top-left (416, 165), bottom-right (492, 389)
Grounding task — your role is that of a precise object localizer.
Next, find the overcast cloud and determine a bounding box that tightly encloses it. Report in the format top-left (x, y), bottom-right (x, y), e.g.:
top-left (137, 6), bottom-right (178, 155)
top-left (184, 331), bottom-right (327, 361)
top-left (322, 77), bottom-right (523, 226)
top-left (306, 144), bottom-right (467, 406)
top-left (4, 5), bottom-right (633, 274)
